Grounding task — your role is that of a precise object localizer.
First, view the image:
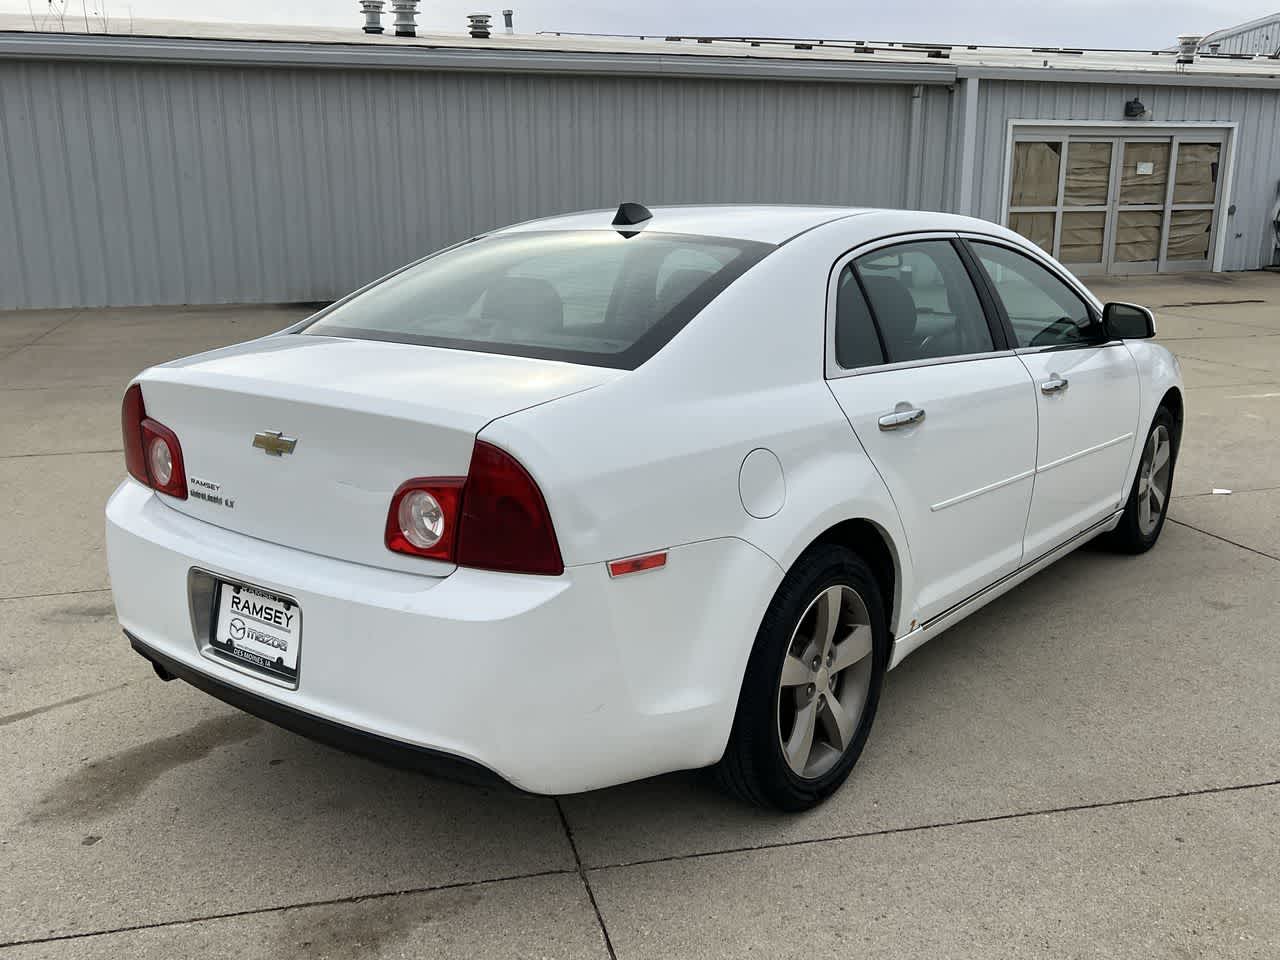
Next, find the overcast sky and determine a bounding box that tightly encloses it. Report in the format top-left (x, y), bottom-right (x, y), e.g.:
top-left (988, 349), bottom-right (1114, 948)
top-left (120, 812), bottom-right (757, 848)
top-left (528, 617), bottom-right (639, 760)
top-left (5, 0), bottom-right (1276, 48)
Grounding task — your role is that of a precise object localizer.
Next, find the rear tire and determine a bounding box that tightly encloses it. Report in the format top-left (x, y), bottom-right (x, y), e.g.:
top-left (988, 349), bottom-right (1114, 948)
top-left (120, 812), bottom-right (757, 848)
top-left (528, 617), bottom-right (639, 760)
top-left (716, 545), bottom-right (888, 811)
top-left (1103, 406), bottom-right (1177, 554)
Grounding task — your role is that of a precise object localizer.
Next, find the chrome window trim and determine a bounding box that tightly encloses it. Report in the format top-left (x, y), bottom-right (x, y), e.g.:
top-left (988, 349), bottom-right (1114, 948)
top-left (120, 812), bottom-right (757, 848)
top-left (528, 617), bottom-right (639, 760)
top-left (824, 231), bottom-right (1017, 381)
top-left (1013, 340), bottom-right (1125, 356)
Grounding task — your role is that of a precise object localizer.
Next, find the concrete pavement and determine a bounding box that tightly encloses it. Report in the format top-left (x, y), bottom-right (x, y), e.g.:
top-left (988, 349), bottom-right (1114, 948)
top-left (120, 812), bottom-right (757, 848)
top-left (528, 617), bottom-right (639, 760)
top-left (1, 279), bottom-right (1278, 958)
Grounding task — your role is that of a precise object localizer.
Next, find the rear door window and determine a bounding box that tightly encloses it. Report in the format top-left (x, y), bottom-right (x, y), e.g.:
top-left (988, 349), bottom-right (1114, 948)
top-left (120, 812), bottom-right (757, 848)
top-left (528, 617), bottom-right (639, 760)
top-left (832, 267), bottom-right (885, 369)
top-left (304, 231), bottom-right (773, 369)
top-left (851, 241), bottom-right (996, 363)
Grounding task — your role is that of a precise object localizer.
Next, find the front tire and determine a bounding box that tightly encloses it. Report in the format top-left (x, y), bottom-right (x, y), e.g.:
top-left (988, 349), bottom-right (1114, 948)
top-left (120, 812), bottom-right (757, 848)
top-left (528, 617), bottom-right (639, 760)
top-left (1104, 406), bottom-right (1177, 554)
top-left (716, 545), bottom-right (888, 811)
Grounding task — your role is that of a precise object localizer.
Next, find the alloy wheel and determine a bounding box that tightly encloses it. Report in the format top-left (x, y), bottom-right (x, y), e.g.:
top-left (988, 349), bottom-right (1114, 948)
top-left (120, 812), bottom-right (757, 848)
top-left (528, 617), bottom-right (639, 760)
top-left (776, 584), bottom-right (875, 779)
top-left (1137, 424), bottom-right (1172, 536)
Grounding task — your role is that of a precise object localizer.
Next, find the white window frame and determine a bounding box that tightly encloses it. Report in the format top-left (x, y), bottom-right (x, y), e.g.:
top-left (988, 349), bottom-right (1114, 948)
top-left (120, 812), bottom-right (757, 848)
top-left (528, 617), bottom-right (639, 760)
top-left (998, 120), bottom-right (1238, 273)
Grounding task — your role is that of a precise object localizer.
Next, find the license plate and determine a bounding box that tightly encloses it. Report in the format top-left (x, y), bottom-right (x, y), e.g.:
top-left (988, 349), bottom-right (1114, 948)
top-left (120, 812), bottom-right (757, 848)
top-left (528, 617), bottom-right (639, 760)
top-left (211, 582), bottom-right (301, 684)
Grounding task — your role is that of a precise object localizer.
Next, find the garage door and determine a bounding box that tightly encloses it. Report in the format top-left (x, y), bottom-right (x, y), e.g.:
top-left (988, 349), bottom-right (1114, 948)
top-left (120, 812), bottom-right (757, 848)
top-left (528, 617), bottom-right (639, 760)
top-left (1005, 131), bottom-right (1225, 275)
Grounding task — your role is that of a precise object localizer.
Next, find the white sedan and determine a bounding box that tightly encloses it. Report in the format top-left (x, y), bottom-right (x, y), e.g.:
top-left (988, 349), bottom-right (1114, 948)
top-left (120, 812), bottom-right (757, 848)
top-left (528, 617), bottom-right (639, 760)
top-left (107, 204), bottom-right (1182, 810)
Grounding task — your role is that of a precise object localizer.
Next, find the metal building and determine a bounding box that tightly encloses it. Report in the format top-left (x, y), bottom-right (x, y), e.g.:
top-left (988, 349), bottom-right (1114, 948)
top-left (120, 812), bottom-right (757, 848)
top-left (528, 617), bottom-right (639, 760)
top-left (1198, 12), bottom-right (1280, 56)
top-left (2, 14), bottom-right (1279, 309)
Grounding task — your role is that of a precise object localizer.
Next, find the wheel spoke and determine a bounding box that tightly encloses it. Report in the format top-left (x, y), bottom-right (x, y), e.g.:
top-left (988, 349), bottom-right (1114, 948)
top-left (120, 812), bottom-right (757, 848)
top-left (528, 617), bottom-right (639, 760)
top-left (830, 624), bottom-right (873, 674)
top-left (780, 653), bottom-right (812, 688)
top-left (1151, 437), bottom-right (1170, 473)
top-left (1150, 481), bottom-right (1166, 511)
top-left (1138, 492), bottom-right (1152, 529)
top-left (818, 691), bottom-right (856, 752)
top-left (785, 701), bottom-right (817, 772)
top-left (813, 586), bottom-right (843, 657)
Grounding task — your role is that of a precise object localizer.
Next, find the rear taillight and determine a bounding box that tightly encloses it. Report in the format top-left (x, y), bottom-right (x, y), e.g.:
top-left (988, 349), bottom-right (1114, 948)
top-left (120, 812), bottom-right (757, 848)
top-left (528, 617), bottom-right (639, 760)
top-left (457, 441), bottom-right (563, 575)
top-left (385, 479), bottom-right (464, 563)
top-left (385, 440), bottom-right (563, 576)
top-left (121, 383), bottom-right (188, 500)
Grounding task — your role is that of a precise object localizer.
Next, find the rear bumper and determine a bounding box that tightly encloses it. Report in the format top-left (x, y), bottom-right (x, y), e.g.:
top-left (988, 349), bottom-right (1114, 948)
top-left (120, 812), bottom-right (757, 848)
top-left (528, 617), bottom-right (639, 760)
top-left (128, 631), bottom-right (505, 787)
top-left (106, 480), bottom-right (783, 794)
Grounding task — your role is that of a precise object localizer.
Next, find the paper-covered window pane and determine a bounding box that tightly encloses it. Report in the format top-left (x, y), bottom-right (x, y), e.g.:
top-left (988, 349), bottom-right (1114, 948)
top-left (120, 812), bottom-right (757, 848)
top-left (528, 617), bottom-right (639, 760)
top-left (1167, 210), bottom-right (1214, 261)
top-left (1063, 142), bottom-right (1112, 207)
top-left (1009, 212), bottom-right (1056, 253)
top-left (1060, 212), bottom-right (1106, 264)
top-left (1010, 142), bottom-right (1062, 207)
top-left (1119, 142), bottom-right (1170, 205)
top-left (1173, 143), bottom-right (1220, 204)
top-left (1115, 211), bottom-right (1163, 262)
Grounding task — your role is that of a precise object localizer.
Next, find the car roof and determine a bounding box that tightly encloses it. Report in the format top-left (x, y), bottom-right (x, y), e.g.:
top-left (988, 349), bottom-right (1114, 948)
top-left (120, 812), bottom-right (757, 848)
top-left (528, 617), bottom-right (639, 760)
top-left (493, 204), bottom-right (870, 245)
top-left (493, 204), bottom-right (1015, 246)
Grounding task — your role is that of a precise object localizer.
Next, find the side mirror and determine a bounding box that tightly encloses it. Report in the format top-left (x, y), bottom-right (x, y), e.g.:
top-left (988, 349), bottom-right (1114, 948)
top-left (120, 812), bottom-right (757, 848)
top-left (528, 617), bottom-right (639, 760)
top-left (1102, 302), bottom-right (1156, 340)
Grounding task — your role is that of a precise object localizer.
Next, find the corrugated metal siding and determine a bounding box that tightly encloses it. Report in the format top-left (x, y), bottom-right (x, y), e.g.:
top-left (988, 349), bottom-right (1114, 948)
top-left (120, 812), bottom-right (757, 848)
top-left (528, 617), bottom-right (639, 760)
top-left (972, 79), bottom-right (1280, 270)
top-left (1202, 18), bottom-right (1280, 56)
top-left (0, 60), bottom-right (945, 309)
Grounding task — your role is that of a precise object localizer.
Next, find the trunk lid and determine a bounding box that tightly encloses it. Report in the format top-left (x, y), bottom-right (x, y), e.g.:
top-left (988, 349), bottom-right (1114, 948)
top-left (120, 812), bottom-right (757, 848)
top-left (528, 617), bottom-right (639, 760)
top-left (138, 335), bottom-right (620, 575)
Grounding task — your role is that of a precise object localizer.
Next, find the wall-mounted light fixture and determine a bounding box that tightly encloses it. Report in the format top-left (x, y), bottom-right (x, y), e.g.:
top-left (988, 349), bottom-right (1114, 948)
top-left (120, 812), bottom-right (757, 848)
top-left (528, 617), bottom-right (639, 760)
top-left (1124, 97), bottom-right (1147, 119)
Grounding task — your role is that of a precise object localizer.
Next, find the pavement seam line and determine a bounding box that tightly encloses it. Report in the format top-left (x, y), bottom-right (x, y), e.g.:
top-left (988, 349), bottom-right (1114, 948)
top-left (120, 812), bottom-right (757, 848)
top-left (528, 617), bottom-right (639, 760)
top-left (0, 867), bottom-right (577, 951)
top-left (0, 448), bottom-right (124, 461)
top-left (1158, 332), bottom-right (1280, 341)
top-left (1172, 351), bottom-right (1280, 377)
top-left (0, 683), bottom-right (131, 728)
top-left (585, 777), bottom-right (1280, 874)
top-left (1167, 517), bottom-right (1280, 563)
top-left (0, 587), bottom-right (112, 603)
top-left (1173, 485), bottom-right (1280, 500)
top-left (1153, 299), bottom-right (1266, 308)
top-left (555, 798), bottom-right (619, 960)
top-left (8, 310), bottom-right (84, 351)
top-left (1184, 380), bottom-right (1280, 393)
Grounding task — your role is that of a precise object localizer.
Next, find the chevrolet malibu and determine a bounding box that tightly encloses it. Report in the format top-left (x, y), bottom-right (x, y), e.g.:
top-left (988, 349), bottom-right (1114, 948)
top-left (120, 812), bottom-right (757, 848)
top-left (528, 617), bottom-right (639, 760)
top-left (107, 205), bottom-right (1182, 810)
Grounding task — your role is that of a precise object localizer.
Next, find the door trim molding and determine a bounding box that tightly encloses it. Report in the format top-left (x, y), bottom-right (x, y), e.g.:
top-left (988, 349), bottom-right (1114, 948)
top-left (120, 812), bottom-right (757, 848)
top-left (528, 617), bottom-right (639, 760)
top-left (930, 468), bottom-right (1034, 512)
top-left (1037, 431), bottom-right (1134, 473)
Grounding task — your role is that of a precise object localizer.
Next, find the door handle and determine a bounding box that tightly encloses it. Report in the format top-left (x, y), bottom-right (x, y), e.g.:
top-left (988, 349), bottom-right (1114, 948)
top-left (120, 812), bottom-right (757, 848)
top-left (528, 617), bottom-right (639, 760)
top-left (878, 407), bottom-right (926, 431)
top-left (1040, 377), bottom-right (1070, 395)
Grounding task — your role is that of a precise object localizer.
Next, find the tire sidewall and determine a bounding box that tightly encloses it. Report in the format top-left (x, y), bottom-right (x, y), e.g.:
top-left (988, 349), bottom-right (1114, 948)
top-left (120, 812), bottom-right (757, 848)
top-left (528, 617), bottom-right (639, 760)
top-left (1124, 407), bottom-right (1178, 549)
top-left (742, 546), bottom-right (890, 807)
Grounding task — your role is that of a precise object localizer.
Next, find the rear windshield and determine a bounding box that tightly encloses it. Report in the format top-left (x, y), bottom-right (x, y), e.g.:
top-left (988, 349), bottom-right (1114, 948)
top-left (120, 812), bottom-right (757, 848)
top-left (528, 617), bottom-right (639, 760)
top-left (302, 230), bottom-right (774, 369)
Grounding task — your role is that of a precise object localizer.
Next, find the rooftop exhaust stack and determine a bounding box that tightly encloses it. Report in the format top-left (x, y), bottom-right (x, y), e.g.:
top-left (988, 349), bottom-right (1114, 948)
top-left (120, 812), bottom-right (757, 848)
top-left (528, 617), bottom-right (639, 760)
top-left (360, 0), bottom-right (385, 34)
top-left (503, 9), bottom-right (514, 33)
top-left (391, 0), bottom-right (418, 37)
top-left (468, 13), bottom-right (492, 38)
top-left (1177, 34), bottom-right (1201, 64)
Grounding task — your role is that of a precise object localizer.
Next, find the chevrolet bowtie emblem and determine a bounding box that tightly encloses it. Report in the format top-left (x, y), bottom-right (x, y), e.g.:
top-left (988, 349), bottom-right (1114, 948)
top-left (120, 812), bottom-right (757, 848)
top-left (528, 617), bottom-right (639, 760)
top-left (252, 430), bottom-right (298, 457)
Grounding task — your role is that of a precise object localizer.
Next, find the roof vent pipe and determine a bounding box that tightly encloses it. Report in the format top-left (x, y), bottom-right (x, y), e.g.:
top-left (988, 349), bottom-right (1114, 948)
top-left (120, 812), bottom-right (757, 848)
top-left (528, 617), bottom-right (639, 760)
top-left (391, 0), bottom-right (418, 36)
top-left (502, 9), bottom-right (513, 33)
top-left (360, 0), bottom-right (385, 34)
top-left (1176, 34), bottom-right (1201, 64)
top-left (468, 13), bottom-right (492, 38)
